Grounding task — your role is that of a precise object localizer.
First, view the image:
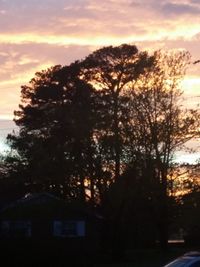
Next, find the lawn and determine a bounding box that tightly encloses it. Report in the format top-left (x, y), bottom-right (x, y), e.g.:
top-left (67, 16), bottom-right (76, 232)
top-left (94, 246), bottom-right (200, 267)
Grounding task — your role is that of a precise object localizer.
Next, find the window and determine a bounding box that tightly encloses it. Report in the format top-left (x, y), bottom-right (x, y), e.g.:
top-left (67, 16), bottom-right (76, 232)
top-left (62, 221), bottom-right (77, 237)
top-left (53, 220), bottom-right (85, 237)
top-left (1, 220), bottom-right (31, 238)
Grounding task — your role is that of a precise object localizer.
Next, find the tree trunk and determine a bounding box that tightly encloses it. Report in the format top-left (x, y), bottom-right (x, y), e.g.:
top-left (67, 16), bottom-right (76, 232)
top-left (158, 169), bottom-right (169, 250)
top-left (113, 94), bottom-right (120, 181)
top-left (80, 173), bottom-right (85, 203)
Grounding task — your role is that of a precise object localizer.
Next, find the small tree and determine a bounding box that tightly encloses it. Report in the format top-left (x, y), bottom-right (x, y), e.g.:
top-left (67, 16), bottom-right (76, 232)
top-left (127, 50), bottom-right (200, 248)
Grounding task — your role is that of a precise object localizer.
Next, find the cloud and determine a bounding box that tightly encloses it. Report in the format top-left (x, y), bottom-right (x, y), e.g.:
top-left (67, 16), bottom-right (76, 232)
top-left (0, 0), bottom-right (200, 120)
top-left (0, 42), bottom-right (91, 77)
top-left (0, 0), bottom-right (200, 46)
top-left (0, 0), bottom-right (91, 35)
top-left (161, 2), bottom-right (200, 15)
top-left (0, 42), bottom-right (93, 119)
top-left (190, 0), bottom-right (200, 5)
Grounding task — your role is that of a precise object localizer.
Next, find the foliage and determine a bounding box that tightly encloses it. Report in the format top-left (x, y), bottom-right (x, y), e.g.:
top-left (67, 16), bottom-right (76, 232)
top-left (7, 63), bottom-right (99, 201)
top-left (81, 44), bottom-right (155, 180)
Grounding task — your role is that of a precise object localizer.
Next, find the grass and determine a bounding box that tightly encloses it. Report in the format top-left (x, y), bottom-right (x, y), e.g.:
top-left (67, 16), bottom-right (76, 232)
top-left (94, 245), bottom-right (200, 267)
top-left (1, 240), bottom-right (200, 266)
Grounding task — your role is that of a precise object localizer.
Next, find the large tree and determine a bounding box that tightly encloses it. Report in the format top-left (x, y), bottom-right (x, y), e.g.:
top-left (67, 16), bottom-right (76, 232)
top-left (81, 44), bottom-right (155, 180)
top-left (7, 63), bottom-right (98, 202)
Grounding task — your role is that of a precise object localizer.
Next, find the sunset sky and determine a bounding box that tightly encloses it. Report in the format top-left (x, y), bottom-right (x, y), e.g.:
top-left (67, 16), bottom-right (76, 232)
top-left (0, 0), bottom-right (199, 162)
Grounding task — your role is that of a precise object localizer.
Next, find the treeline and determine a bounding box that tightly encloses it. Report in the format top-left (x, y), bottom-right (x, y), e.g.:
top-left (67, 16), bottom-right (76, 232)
top-left (1, 44), bottom-right (200, 250)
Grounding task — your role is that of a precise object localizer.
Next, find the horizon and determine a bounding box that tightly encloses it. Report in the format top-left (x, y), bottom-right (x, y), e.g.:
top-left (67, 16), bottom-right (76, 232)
top-left (0, 119), bottom-right (199, 165)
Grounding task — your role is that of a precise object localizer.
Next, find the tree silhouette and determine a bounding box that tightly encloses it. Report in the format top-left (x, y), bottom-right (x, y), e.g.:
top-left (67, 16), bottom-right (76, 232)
top-left (7, 63), bottom-right (98, 201)
top-left (126, 50), bottom-right (200, 248)
top-left (4, 45), bottom-right (200, 250)
top-left (81, 44), bottom-right (155, 180)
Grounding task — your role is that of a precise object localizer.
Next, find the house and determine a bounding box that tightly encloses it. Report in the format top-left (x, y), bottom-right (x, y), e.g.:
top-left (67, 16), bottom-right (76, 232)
top-left (0, 193), bottom-right (88, 238)
top-left (0, 192), bottom-right (102, 264)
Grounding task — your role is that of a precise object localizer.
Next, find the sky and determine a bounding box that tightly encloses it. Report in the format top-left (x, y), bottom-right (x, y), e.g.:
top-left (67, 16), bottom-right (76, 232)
top-left (0, 0), bottom-right (199, 162)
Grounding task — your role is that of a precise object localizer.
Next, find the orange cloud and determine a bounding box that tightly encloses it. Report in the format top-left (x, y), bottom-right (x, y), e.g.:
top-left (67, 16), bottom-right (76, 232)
top-left (0, 0), bottom-right (200, 119)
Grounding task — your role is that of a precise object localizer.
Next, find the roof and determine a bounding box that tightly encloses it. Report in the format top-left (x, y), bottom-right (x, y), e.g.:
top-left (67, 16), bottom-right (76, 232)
top-left (0, 192), bottom-right (90, 220)
top-left (1, 192), bottom-right (62, 211)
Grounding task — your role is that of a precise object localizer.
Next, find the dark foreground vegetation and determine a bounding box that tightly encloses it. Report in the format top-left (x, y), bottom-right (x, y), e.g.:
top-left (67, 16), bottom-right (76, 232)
top-left (0, 44), bottom-right (200, 258)
top-left (95, 246), bottom-right (199, 267)
top-left (0, 239), bottom-right (199, 267)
